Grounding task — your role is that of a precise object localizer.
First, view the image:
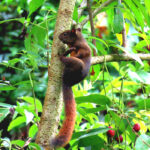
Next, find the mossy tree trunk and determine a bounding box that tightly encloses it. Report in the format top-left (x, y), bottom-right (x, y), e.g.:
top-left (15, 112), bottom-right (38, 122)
top-left (36, 0), bottom-right (76, 149)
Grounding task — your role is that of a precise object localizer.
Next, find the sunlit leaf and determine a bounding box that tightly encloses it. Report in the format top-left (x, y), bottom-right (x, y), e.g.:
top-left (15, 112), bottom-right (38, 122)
top-left (0, 108), bottom-right (10, 122)
top-left (28, 0), bottom-right (44, 16)
top-left (0, 85), bottom-right (16, 91)
top-left (20, 96), bottom-right (42, 112)
top-left (11, 140), bottom-right (25, 147)
top-left (145, 0), bottom-right (150, 15)
top-left (76, 94), bottom-right (111, 106)
top-left (0, 18), bottom-right (25, 24)
top-left (29, 124), bottom-right (38, 138)
top-left (124, 0), bottom-right (144, 30)
top-left (8, 116), bottom-right (26, 131)
top-left (113, 6), bottom-right (123, 33)
top-left (135, 134), bottom-right (150, 150)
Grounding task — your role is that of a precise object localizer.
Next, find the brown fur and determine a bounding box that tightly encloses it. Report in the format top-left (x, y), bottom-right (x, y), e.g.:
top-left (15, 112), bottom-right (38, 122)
top-left (51, 28), bottom-right (91, 148)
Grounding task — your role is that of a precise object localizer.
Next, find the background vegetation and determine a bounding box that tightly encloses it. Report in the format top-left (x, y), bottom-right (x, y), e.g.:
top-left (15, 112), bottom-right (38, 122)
top-left (0, 0), bottom-right (150, 149)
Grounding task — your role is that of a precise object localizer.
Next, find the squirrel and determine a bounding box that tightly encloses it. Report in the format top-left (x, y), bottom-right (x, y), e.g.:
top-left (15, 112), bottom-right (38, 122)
top-left (51, 28), bottom-right (91, 148)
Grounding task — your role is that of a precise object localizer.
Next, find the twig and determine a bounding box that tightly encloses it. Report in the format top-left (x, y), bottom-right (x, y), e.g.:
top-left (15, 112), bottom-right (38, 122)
top-left (91, 53), bottom-right (150, 65)
top-left (118, 0), bottom-right (127, 47)
top-left (125, 116), bottom-right (150, 148)
top-left (87, 0), bottom-right (97, 56)
top-left (78, 0), bottom-right (87, 18)
top-left (122, 23), bottom-right (127, 47)
top-left (79, 0), bottom-right (116, 27)
top-left (45, 11), bottom-right (51, 66)
top-left (28, 72), bottom-right (38, 116)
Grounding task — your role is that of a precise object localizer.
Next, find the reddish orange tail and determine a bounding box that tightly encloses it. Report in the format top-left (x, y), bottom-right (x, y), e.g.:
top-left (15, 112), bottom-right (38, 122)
top-left (51, 84), bottom-right (76, 148)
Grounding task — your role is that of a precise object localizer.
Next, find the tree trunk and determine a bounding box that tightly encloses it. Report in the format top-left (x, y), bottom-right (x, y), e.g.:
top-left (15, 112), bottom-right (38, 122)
top-left (35, 0), bottom-right (76, 149)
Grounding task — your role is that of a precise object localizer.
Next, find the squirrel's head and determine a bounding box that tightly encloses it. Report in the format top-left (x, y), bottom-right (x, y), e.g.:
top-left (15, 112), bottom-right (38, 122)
top-left (59, 28), bottom-right (82, 45)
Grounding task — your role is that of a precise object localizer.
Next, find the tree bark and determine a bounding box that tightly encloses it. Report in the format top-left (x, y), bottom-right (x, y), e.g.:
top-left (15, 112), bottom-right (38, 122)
top-left (35, 0), bottom-right (76, 149)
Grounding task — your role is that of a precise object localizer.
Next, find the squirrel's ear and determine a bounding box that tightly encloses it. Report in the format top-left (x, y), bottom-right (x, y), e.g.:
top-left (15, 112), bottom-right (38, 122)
top-left (77, 28), bottom-right (81, 32)
top-left (71, 28), bottom-right (76, 33)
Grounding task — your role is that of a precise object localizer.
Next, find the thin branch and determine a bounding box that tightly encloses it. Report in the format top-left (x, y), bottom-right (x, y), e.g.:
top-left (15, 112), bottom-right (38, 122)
top-left (118, 0), bottom-right (127, 47)
top-left (28, 72), bottom-right (38, 116)
top-left (91, 53), bottom-right (150, 65)
top-left (78, 0), bottom-right (87, 18)
top-left (87, 0), bottom-right (97, 56)
top-left (122, 23), bottom-right (127, 47)
top-left (79, 0), bottom-right (116, 27)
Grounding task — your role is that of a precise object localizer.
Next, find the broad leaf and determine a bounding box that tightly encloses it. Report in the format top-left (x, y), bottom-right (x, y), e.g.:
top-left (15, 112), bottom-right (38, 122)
top-left (135, 134), bottom-right (150, 150)
top-left (0, 18), bottom-right (25, 24)
top-left (76, 94), bottom-right (111, 106)
top-left (20, 96), bottom-right (42, 112)
top-left (0, 108), bottom-right (10, 122)
top-left (29, 124), bottom-right (38, 138)
top-left (11, 140), bottom-right (25, 147)
top-left (113, 6), bottom-right (123, 33)
top-left (28, 0), bottom-right (44, 16)
top-left (8, 116), bottom-right (26, 131)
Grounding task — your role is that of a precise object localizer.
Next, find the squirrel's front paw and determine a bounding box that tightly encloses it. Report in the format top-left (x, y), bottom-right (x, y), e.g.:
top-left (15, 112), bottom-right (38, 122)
top-left (69, 47), bottom-right (76, 51)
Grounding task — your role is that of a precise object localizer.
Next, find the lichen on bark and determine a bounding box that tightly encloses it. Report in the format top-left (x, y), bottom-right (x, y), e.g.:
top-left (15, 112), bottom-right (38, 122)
top-left (35, 0), bottom-right (76, 149)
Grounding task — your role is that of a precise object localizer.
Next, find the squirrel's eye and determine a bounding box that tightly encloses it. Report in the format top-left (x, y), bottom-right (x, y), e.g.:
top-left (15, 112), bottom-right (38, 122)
top-left (63, 33), bottom-right (67, 36)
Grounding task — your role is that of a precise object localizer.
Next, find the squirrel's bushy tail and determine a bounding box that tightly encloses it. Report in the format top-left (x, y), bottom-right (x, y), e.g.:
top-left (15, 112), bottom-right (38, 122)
top-left (51, 84), bottom-right (76, 148)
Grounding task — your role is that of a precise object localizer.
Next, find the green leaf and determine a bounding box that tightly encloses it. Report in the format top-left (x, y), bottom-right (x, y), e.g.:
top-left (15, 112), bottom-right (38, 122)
top-left (77, 107), bottom-right (91, 123)
top-left (134, 40), bottom-right (149, 51)
top-left (8, 116), bottom-right (26, 131)
top-left (0, 103), bottom-right (13, 108)
top-left (0, 85), bottom-right (16, 91)
top-left (73, 5), bottom-right (78, 23)
top-left (29, 124), bottom-right (38, 138)
top-left (145, 0), bottom-right (150, 15)
top-left (20, 96), bottom-right (42, 112)
top-left (135, 134), bottom-right (150, 150)
top-left (24, 21), bottom-right (47, 69)
top-left (0, 17), bottom-right (25, 24)
top-left (72, 128), bottom-right (106, 147)
top-left (8, 58), bottom-right (20, 66)
top-left (136, 98), bottom-right (150, 110)
top-left (78, 135), bottom-right (104, 147)
top-left (76, 94), bottom-right (111, 106)
top-left (72, 127), bottom-right (109, 139)
top-left (113, 6), bottom-right (123, 33)
top-left (14, 80), bottom-right (31, 86)
top-left (137, 70), bottom-right (150, 85)
top-left (124, 0), bottom-right (144, 30)
top-left (29, 0), bottom-right (44, 16)
top-left (128, 70), bottom-right (143, 83)
top-left (0, 108), bottom-right (10, 122)
top-left (88, 36), bottom-right (108, 49)
top-left (110, 111), bottom-right (127, 132)
top-left (109, 44), bottom-right (144, 65)
top-left (11, 140), bottom-right (25, 147)
top-left (29, 143), bottom-right (41, 150)
top-left (129, 70), bottom-right (150, 85)
top-left (133, 0), bottom-right (150, 27)
top-left (83, 106), bottom-right (106, 114)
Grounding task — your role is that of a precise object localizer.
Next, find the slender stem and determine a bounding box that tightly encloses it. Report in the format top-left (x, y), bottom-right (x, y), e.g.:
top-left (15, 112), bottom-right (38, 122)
top-left (87, 0), bottom-right (97, 56)
top-left (103, 56), bottom-right (114, 101)
top-left (78, 0), bottom-right (87, 18)
top-left (28, 72), bottom-right (38, 116)
top-left (102, 64), bottom-right (106, 96)
top-left (80, 0), bottom-right (116, 27)
top-left (118, 0), bottom-right (127, 47)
